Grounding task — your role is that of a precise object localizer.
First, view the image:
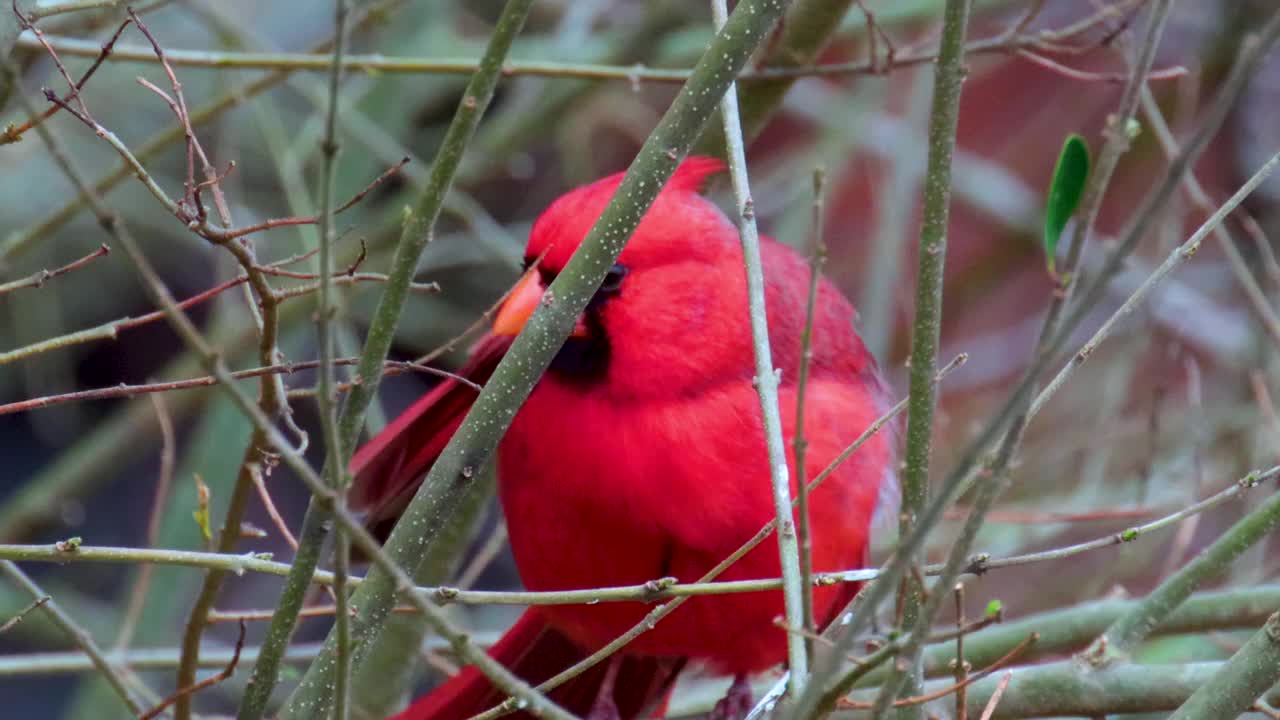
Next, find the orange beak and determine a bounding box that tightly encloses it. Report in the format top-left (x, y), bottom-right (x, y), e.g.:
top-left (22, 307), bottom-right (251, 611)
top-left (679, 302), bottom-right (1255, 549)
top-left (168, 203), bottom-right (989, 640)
top-left (492, 270), bottom-right (590, 338)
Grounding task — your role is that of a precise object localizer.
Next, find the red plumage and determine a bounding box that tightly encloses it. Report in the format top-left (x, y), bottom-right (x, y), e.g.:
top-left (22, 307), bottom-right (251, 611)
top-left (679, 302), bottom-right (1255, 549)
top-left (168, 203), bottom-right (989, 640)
top-left (350, 158), bottom-right (897, 719)
top-left (349, 333), bottom-right (511, 540)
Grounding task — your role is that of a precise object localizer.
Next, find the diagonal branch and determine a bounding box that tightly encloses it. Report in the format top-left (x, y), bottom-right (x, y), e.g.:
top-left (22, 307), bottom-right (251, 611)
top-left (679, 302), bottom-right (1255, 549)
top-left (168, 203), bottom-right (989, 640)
top-left (0, 561), bottom-right (144, 716)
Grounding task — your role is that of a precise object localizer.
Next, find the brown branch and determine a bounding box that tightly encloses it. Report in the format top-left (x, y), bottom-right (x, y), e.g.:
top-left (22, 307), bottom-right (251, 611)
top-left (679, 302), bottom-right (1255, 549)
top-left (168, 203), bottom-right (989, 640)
top-left (0, 357), bottom-right (478, 416)
top-left (218, 158), bottom-right (409, 241)
top-left (0, 15), bottom-right (130, 144)
top-left (455, 521), bottom-right (509, 590)
top-left (837, 633), bottom-right (1038, 710)
top-left (257, 240), bottom-right (368, 279)
top-left (852, 0), bottom-right (896, 73)
top-left (139, 620), bottom-right (246, 720)
top-left (127, 7), bottom-right (228, 224)
top-left (1016, 48), bottom-right (1186, 83)
top-left (12, 0), bottom-right (95, 121)
top-left (335, 157), bottom-right (410, 213)
top-left (1001, 0), bottom-right (1047, 42)
top-left (777, 608), bottom-right (1002, 669)
top-left (0, 267), bottom-right (427, 367)
top-left (39, 87), bottom-right (94, 128)
top-left (0, 244), bottom-right (109, 296)
top-left (249, 463), bottom-right (299, 551)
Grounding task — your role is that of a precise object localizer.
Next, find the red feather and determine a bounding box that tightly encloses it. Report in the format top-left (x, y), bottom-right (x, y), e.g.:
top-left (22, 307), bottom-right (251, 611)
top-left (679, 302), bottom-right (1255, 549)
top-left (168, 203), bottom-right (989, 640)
top-left (351, 158), bottom-right (898, 718)
top-left (349, 334), bottom-right (511, 539)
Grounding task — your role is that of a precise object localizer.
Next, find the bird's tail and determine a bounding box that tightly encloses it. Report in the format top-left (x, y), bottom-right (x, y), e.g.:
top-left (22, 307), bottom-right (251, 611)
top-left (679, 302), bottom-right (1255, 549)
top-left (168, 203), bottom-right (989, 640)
top-left (392, 609), bottom-right (682, 719)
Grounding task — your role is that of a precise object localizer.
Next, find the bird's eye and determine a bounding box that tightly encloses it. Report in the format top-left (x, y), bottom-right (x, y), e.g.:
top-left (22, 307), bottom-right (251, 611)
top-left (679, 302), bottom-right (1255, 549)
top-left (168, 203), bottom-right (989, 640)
top-left (599, 263), bottom-right (628, 294)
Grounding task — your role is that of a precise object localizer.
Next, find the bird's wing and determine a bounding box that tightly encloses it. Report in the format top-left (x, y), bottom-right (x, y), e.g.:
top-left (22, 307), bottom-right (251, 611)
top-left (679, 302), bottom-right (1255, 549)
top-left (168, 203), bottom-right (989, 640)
top-left (348, 333), bottom-right (512, 539)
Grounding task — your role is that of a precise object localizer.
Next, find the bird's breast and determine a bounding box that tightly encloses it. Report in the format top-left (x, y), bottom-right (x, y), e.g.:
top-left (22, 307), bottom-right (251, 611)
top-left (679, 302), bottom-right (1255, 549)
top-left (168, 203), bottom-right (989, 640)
top-left (491, 372), bottom-right (892, 668)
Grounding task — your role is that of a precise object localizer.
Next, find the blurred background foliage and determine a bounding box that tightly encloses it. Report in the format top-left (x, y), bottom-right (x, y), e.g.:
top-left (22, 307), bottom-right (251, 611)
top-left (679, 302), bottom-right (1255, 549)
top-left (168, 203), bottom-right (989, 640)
top-left (2, 0), bottom-right (1280, 717)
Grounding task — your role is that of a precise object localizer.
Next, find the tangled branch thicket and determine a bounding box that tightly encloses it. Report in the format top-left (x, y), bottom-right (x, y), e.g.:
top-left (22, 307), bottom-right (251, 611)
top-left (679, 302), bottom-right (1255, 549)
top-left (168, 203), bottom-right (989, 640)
top-left (2, 1), bottom-right (1280, 719)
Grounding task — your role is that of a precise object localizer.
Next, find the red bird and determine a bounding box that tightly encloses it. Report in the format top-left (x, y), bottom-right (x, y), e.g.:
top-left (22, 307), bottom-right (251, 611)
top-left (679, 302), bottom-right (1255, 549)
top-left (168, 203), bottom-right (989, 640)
top-left (349, 158), bottom-right (898, 719)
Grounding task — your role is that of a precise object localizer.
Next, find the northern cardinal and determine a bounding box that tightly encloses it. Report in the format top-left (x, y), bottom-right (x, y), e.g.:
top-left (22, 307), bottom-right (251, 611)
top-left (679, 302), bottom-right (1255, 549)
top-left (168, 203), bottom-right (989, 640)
top-left (349, 157), bottom-right (898, 719)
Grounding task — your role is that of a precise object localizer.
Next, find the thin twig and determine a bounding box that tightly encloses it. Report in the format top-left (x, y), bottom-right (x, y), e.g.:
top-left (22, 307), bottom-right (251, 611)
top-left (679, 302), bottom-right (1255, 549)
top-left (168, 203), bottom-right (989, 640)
top-left (0, 637), bottom-right (493, 676)
top-left (0, 244), bottom-right (109, 296)
top-left (315, 0), bottom-right (353, 715)
top-left (23, 0), bottom-right (128, 21)
top-left (139, 621), bottom-right (246, 720)
top-left (0, 595), bottom-right (50, 634)
top-left (11, 0), bottom-right (92, 120)
top-left (250, 464), bottom-right (299, 551)
top-left (970, 464), bottom-right (1278, 578)
top-left (0, 356), bottom-right (473, 416)
top-left (793, 166), bottom-right (827, 659)
top-left (1138, 84), bottom-right (1280, 348)
top-left (711, 0), bottom-right (808, 693)
top-left (1086, 468), bottom-right (1280, 662)
top-left (976, 671), bottom-right (1013, 720)
top-left (113, 393), bottom-right (176, 652)
top-left (0, 271), bottom-right (431, 367)
top-left (838, 633), bottom-right (1036, 710)
top-left (454, 520), bottom-right (509, 590)
top-left (1001, 0), bottom-right (1046, 41)
top-left (1015, 48), bottom-right (1185, 83)
top-left (0, 561), bottom-right (144, 716)
top-left (127, 7), bottom-right (230, 224)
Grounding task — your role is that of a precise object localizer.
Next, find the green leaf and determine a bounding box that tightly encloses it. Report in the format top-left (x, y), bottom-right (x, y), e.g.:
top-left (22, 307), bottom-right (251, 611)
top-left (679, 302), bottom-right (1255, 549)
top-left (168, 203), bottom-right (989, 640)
top-left (985, 599), bottom-right (1003, 618)
top-left (1043, 134), bottom-right (1091, 275)
top-left (192, 473), bottom-right (212, 543)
